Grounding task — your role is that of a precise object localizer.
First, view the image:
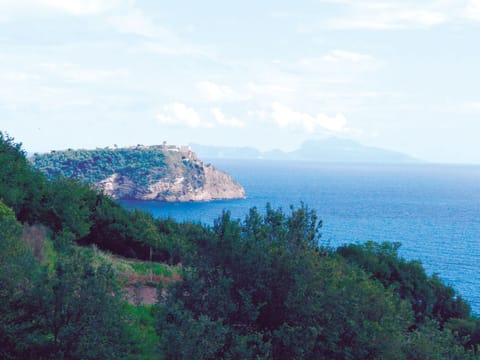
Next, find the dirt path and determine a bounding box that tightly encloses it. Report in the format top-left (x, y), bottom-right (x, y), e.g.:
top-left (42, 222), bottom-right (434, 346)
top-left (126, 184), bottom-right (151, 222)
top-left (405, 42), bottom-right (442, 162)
top-left (122, 273), bottom-right (180, 305)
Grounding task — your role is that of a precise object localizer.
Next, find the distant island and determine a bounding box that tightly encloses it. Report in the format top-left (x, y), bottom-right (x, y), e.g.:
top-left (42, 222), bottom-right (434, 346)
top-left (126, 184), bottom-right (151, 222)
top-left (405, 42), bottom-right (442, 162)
top-left (191, 137), bottom-right (422, 163)
top-left (30, 143), bottom-right (245, 202)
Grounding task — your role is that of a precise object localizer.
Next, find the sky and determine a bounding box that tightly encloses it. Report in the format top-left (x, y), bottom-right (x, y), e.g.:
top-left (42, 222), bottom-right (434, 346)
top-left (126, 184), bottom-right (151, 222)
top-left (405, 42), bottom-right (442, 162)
top-left (1, 0), bottom-right (480, 163)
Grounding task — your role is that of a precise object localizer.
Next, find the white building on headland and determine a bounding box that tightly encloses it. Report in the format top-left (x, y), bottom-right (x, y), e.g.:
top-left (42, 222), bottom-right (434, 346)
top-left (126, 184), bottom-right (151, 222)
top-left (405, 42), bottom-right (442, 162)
top-left (159, 141), bottom-right (192, 153)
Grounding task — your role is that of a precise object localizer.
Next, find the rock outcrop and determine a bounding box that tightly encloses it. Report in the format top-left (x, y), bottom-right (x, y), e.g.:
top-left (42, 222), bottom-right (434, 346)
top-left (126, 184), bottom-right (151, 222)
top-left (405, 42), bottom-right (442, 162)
top-left (95, 159), bottom-right (245, 201)
top-left (31, 145), bottom-right (245, 202)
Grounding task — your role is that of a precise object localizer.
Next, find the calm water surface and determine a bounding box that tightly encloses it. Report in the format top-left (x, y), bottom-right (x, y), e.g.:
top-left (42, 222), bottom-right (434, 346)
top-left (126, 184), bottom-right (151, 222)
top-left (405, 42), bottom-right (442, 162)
top-left (120, 160), bottom-right (480, 314)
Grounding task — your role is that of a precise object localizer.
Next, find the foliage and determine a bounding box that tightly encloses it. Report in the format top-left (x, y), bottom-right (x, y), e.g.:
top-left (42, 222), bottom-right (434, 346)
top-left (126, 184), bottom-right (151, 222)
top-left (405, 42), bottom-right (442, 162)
top-left (155, 206), bottom-right (480, 358)
top-left (447, 317), bottom-right (480, 354)
top-left (89, 246), bottom-right (181, 279)
top-left (2, 132), bottom-right (480, 358)
top-left (30, 147), bottom-right (168, 186)
top-left (125, 305), bottom-right (161, 360)
top-left (404, 320), bottom-right (478, 359)
top-left (0, 204), bottom-right (134, 359)
top-left (336, 241), bottom-right (472, 326)
top-left (0, 200), bottom-right (41, 359)
top-left (37, 247), bottom-right (133, 359)
top-left (156, 206), bottom-right (412, 359)
top-left (43, 177), bottom-right (97, 238)
top-left (29, 146), bottom-right (209, 193)
top-left (0, 131), bottom-right (196, 262)
top-left (0, 132), bottom-right (48, 223)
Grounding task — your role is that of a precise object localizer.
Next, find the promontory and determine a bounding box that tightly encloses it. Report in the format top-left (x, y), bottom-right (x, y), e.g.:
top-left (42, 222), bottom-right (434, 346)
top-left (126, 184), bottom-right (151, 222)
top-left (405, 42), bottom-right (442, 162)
top-left (30, 144), bottom-right (245, 202)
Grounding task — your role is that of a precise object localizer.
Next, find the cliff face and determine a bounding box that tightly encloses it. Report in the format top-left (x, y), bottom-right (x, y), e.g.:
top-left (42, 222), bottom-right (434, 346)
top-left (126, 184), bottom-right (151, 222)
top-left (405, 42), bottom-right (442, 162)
top-left (31, 146), bottom-right (245, 202)
top-left (95, 160), bottom-right (245, 201)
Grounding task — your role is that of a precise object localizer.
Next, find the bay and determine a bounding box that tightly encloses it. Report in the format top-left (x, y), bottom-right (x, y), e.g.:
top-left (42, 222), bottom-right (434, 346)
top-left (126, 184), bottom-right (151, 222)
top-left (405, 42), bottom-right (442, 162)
top-left (120, 160), bottom-right (480, 314)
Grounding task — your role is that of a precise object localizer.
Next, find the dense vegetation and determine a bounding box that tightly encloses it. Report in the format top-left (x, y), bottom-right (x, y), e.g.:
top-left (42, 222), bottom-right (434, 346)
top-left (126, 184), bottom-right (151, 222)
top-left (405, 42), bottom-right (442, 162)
top-left (30, 146), bottom-right (203, 188)
top-left (1, 131), bottom-right (480, 359)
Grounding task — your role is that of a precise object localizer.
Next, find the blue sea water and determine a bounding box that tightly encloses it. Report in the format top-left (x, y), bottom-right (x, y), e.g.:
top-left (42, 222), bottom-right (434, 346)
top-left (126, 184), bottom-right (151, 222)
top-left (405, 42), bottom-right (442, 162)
top-left (120, 160), bottom-right (480, 314)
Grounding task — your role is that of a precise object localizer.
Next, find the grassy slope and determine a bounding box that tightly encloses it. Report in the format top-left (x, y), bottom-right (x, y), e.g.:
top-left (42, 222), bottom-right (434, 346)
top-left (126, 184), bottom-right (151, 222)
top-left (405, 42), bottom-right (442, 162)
top-left (89, 246), bottom-right (181, 282)
top-left (43, 241), bottom-right (178, 359)
top-left (92, 249), bottom-right (180, 359)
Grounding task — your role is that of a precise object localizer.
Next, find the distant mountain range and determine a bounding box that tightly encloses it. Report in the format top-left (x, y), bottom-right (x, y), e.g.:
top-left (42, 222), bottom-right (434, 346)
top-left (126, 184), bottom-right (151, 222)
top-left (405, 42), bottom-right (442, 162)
top-left (191, 138), bottom-right (422, 164)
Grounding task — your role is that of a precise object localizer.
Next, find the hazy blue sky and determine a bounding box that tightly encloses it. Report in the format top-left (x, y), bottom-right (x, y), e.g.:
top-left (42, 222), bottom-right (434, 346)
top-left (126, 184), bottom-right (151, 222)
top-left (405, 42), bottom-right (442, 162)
top-left (1, 0), bottom-right (480, 163)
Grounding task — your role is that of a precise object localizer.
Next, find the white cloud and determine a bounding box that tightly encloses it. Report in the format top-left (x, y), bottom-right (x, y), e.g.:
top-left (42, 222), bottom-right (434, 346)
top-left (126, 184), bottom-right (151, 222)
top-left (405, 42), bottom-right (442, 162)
top-left (328, 12), bottom-right (446, 30)
top-left (156, 104), bottom-right (247, 129)
top-left (303, 1), bottom-right (480, 31)
top-left (294, 49), bottom-right (380, 84)
top-left (197, 81), bottom-right (249, 102)
top-left (0, 70), bottom-right (40, 82)
top-left (270, 102), bottom-right (353, 134)
top-left (157, 103), bottom-right (212, 128)
top-left (321, 50), bottom-right (375, 63)
top-left (322, 2), bottom-right (448, 30)
top-left (197, 81), bottom-right (235, 101)
top-left (0, 0), bottom-right (126, 16)
top-left (0, 0), bottom-right (214, 60)
top-left (211, 108), bottom-right (245, 128)
top-left (298, 50), bottom-right (378, 70)
top-left (465, 0), bottom-right (480, 21)
top-left (40, 0), bottom-right (122, 15)
top-left (0, 80), bottom-right (95, 111)
top-left (247, 82), bottom-right (295, 96)
top-left (108, 9), bottom-right (160, 38)
top-left (461, 101), bottom-right (480, 113)
top-left (140, 41), bottom-right (213, 58)
top-left (41, 63), bottom-right (126, 83)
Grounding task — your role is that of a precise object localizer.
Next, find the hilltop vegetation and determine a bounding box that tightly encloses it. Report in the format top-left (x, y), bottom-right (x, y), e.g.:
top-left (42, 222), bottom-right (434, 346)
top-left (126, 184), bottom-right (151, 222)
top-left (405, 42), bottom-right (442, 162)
top-left (1, 131), bottom-right (480, 359)
top-left (30, 145), bottom-right (245, 202)
top-left (31, 146), bottom-right (169, 186)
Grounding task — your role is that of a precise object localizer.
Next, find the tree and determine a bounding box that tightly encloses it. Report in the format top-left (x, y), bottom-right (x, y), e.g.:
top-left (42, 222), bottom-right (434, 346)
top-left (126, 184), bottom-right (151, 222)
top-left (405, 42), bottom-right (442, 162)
top-left (0, 132), bottom-right (47, 223)
top-left (155, 205), bottom-right (413, 359)
top-left (404, 320), bottom-right (477, 359)
top-left (39, 247), bottom-right (132, 359)
top-left (0, 200), bottom-right (42, 359)
top-left (0, 201), bottom-right (133, 358)
top-left (43, 177), bottom-right (96, 239)
top-left (336, 241), bottom-right (473, 326)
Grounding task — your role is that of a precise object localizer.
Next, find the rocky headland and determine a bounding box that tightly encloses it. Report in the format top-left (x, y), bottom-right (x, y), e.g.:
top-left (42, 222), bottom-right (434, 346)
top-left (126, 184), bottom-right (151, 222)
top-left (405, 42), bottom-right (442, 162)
top-left (30, 144), bottom-right (245, 202)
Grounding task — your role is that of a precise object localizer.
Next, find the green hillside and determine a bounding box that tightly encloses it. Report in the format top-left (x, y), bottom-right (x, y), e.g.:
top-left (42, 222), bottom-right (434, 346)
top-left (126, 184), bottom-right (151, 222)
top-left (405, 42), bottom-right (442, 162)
top-left (31, 146), bottom-right (185, 186)
top-left (29, 145), bottom-right (245, 202)
top-left (1, 131), bottom-right (480, 359)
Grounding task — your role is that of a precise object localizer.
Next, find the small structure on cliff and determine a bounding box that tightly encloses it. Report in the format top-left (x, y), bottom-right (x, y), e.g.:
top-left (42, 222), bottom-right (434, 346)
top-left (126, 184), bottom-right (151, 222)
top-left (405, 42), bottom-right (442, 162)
top-left (30, 145), bottom-right (245, 202)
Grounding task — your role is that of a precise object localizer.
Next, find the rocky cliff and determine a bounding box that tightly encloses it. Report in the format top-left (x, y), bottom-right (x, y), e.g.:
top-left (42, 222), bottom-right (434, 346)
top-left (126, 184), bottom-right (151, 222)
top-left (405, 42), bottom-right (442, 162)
top-left (95, 156), bottom-right (245, 201)
top-left (30, 145), bottom-right (245, 202)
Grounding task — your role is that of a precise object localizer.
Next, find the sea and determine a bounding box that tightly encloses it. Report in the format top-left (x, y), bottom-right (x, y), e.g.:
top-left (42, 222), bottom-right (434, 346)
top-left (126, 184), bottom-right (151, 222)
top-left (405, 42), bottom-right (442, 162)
top-left (119, 160), bottom-right (480, 315)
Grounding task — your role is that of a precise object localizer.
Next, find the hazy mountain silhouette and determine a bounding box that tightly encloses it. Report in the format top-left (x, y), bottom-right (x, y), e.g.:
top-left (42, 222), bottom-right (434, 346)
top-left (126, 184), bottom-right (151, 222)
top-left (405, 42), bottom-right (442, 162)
top-left (191, 138), bottom-right (421, 163)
